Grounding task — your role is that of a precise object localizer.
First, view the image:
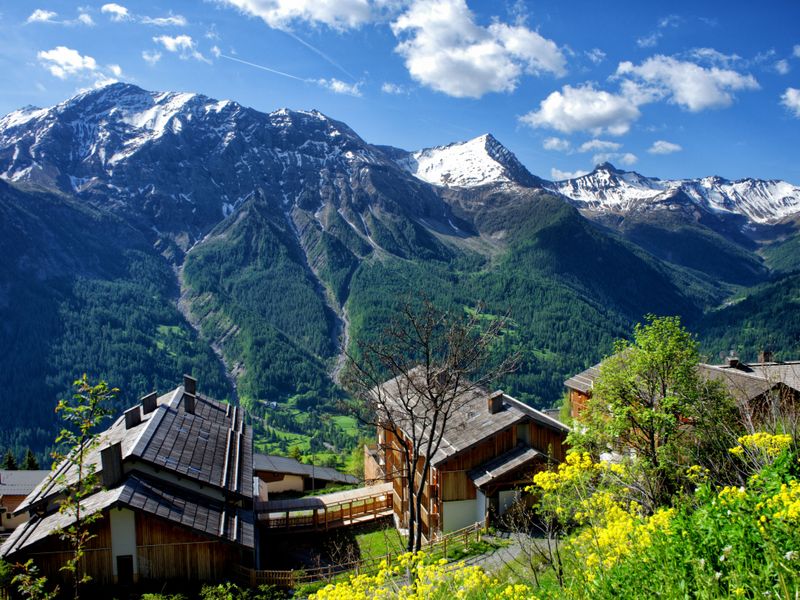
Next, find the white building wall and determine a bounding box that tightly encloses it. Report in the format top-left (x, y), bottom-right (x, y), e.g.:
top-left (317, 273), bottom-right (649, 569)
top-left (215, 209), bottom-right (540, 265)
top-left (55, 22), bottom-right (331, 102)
top-left (266, 474), bottom-right (305, 494)
top-left (110, 507), bottom-right (138, 581)
top-left (442, 499), bottom-right (478, 533)
top-left (476, 490), bottom-right (487, 526)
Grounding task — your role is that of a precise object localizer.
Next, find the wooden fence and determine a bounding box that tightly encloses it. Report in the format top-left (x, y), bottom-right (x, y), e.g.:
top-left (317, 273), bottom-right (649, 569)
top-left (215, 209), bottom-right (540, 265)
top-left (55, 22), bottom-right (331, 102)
top-left (237, 521), bottom-right (484, 588)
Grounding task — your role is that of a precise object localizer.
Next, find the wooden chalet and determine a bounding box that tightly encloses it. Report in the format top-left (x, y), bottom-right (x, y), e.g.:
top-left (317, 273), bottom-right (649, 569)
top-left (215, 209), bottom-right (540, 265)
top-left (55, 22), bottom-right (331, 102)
top-left (0, 375), bottom-right (254, 586)
top-left (0, 470), bottom-right (49, 532)
top-left (698, 354), bottom-right (800, 422)
top-left (366, 375), bottom-right (569, 541)
top-left (563, 361), bottom-right (602, 419)
top-left (253, 453), bottom-right (358, 499)
top-left (565, 351), bottom-right (800, 425)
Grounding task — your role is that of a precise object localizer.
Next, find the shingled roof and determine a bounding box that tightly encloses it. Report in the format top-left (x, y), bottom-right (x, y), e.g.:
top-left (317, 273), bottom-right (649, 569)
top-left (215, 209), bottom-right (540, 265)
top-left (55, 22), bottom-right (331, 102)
top-left (468, 445), bottom-right (544, 488)
top-left (253, 454), bottom-right (358, 485)
top-left (564, 362), bottom-right (602, 394)
top-left (566, 357), bottom-right (800, 405)
top-left (377, 371), bottom-right (569, 467)
top-left (15, 382), bottom-right (251, 516)
top-left (1, 473), bottom-right (254, 556)
top-left (0, 471), bottom-right (50, 498)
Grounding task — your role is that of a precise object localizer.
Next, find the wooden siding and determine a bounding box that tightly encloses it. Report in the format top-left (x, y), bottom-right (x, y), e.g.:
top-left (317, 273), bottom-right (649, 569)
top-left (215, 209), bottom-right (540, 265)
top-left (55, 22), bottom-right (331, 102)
top-left (17, 512), bottom-right (114, 586)
top-left (570, 389), bottom-right (590, 420)
top-left (135, 512), bottom-right (240, 582)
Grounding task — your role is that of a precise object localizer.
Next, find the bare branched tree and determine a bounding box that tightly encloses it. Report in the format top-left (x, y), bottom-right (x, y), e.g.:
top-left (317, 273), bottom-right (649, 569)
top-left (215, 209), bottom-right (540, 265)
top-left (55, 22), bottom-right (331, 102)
top-left (343, 299), bottom-right (517, 552)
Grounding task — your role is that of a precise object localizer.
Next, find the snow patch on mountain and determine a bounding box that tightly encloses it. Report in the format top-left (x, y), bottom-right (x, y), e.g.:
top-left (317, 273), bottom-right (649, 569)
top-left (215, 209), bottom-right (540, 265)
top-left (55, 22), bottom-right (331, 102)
top-left (399, 134), bottom-right (535, 188)
top-left (551, 163), bottom-right (800, 224)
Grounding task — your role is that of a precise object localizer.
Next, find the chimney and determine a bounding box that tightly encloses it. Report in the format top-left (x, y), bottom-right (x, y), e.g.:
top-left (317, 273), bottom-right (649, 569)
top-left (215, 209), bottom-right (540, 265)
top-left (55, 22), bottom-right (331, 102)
top-left (100, 442), bottom-right (123, 488)
top-left (142, 392), bottom-right (157, 414)
top-left (488, 390), bottom-right (504, 414)
top-left (183, 374), bottom-right (197, 395)
top-left (759, 350), bottom-right (773, 363)
top-left (184, 393), bottom-right (196, 415)
top-left (124, 406), bottom-right (142, 429)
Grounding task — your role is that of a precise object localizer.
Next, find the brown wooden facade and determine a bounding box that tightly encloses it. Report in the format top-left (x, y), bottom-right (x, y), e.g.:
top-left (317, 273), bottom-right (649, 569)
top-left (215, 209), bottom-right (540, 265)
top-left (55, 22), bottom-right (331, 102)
top-left (14, 509), bottom-right (246, 587)
top-left (376, 392), bottom-right (568, 541)
top-left (1, 377), bottom-right (255, 588)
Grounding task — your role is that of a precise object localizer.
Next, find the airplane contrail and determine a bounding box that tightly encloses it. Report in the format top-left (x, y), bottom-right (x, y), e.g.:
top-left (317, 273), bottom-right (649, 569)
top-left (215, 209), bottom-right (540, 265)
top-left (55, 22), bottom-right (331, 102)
top-left (219, 53), bottom-right (313, 83)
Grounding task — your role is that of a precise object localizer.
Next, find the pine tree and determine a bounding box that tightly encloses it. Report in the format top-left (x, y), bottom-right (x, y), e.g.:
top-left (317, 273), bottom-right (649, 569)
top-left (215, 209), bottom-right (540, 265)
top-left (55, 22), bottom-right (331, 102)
top-left (2, 449), bottom-right (18, 470)
top-left (22, 448), bottom-right (40, 470)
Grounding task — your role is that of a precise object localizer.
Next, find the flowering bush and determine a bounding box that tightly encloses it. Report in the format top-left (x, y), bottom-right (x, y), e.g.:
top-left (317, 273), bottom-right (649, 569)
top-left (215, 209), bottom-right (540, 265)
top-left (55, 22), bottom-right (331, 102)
top-left (729, 432), bottom-right (793, 458)
top-left (308, 551), bottom-right (536, 600)
top-left (523, 444), bottom-right (800, 598)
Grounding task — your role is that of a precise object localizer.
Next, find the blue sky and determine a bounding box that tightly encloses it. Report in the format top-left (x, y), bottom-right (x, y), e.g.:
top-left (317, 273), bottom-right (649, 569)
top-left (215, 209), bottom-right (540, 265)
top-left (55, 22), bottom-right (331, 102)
top-left (1, 0), bottom-right (799, 182)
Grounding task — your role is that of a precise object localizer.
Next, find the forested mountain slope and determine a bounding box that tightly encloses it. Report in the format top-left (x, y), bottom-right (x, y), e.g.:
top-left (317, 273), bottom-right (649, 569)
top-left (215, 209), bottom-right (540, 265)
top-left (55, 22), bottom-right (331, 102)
top-left (1, 83), bottom-right (798, 456)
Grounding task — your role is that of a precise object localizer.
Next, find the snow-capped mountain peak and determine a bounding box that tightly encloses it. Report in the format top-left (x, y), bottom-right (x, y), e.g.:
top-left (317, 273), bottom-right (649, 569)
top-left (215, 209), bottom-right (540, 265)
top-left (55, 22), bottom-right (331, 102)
top-left (550, 163), bottom-right (800, 224)
top-left (398, 133), bottom-right (541, 188)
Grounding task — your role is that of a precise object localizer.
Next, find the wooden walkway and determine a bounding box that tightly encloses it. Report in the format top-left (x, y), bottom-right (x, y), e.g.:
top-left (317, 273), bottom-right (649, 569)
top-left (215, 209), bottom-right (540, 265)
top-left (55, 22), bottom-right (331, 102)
top-left (255, 482), bottom-right (393, 532)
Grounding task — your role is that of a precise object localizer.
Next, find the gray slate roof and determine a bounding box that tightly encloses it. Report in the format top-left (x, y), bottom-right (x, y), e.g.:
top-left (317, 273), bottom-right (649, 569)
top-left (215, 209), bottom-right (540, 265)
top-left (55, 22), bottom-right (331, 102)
top-left (377, 372), bottom-right (568, 467)
top-left (16, 385), bottom-right (251, 515)
top-left (468, 445), bottom-right (544, 488)
top-left (1, 473), bottom-right (254, 557)
top-left (253, 454), bottom-right (358, 485)
top-left (0, 471), bottom-right (50, 497)
top-left (567, 358), bottom-right (800, 405)
top-left (564, 362), bottom-right (602, 394)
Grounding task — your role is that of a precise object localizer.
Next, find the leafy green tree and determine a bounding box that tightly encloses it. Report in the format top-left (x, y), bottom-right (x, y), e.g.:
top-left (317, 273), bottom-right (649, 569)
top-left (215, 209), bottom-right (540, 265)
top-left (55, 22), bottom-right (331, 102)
top-left (51, 375), bottom-right (115, 600)
top-left (2, 449), bottom-right (17, 470)
top-left (10, 559), bottom-right (58, 600)
top-left (22, 449), bottom-right (39, 470)
top-left (570, 315), bottom-right (732, 506)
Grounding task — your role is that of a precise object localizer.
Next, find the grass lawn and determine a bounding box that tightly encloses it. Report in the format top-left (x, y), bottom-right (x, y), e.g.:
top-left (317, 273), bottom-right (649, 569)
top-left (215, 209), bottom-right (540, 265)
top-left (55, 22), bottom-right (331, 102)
top-left (356, 525), bottom-right (406, 559)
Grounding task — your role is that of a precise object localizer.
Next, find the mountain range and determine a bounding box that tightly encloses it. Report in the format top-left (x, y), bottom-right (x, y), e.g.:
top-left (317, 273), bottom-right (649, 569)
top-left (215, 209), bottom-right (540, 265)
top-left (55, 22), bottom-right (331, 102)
top-left (3, 83), bottom-right (800, 455)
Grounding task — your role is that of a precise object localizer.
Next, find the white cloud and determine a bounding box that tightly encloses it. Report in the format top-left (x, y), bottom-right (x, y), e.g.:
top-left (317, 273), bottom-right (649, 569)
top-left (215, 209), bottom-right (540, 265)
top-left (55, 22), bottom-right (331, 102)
top-left (781, 87), bottom-right (800, 117)
top-left (381, 82), bottom-right (408, 94)
top-left (217, 0), bottom-right (372, 30)
top-left (648, 140), bottom-right (682, 154)
top-left (91, 74), bottom-right (119, 89)
top-left (637, 32), bottom-right (660, 48)
top-left (687, 47), bottom-right (741, 67)
top-left (37, 46), bottom-right (98, 79)
top-left (26, 9), bottom-right (57, 23)
top-left (26, 8), bottom-right (95, 26)
top-left (142, 50), bottom-right (162, 65)
top-left (391, 0), bottom-right (566, 98)
top-left (578, 139), bottom-right (620, 153)
top-left (211, 45), bottom-right (222, 58)
top-left (153, 35), bottom-right (209, 63)
top-left (141, 14), bottom-right (188, 26)
top-left (318, 78), bottom-right (362, 96)
top-left (794, 45), bottom-right (800, 59)
top-left (593, 152), bottom-right (637, 166)
top-left (658, 14), bottom-right (682, 28)
top-left (542, 137), bottom-right (571, 152)
top-left (775, 59), bottom-right (790, 75)
top-left (616, 55), bottom-right (759, 111)
top-left (520, 84), bottom-right (640, 136)
top-left (102, 4), bottom-right (186, 27)
top-left (101, 3), bottom-right (129, 21)
top-left (585, 48), bottom-right (606, 65)
top-left (551, 167), bottom-right (588, 180)
top-left (108, 64), bottom-right (122, 77)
